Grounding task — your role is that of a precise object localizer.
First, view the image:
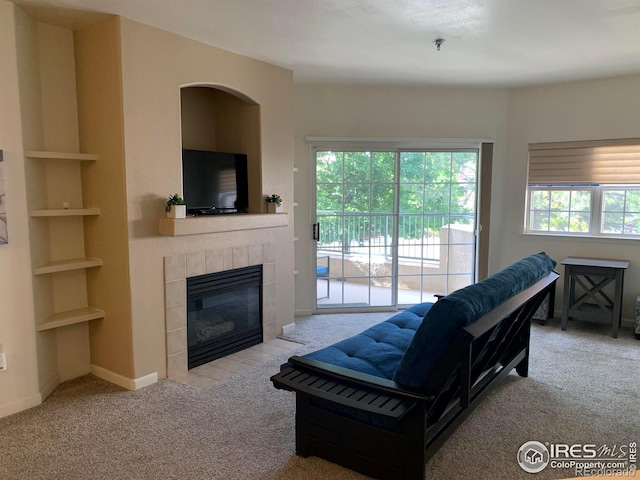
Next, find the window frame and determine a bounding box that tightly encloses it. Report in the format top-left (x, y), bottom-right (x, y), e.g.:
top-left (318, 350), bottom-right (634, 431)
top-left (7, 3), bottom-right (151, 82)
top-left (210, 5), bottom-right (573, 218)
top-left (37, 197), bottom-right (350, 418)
top-left (599, 185), bottom-right (640, 237)
top-left (525, 184), bottom-right (640, 239)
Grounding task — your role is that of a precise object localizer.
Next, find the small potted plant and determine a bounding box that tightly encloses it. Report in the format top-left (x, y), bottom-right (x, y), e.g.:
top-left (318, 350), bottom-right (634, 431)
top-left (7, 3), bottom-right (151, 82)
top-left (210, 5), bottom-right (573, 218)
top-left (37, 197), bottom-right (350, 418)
top-left (165, 193), bottom-right (186, 219)
top-left (266, 194), bottom-right (283, 213)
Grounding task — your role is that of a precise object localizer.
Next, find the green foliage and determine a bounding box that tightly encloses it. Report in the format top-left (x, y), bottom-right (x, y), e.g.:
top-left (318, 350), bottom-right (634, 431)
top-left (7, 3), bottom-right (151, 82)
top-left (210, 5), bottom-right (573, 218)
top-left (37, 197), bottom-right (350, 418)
top-left (165, 193), bottom-right (184, 212)
top-left (316, 150), bottom-right (478, 245)
top-left (530, 189), bottom-right (590, 233)
top-left (266, 194), bottom-right (282, 206)
top-left (602, 189), bottom-right (640, 234)
top-left (531, 187), bottom-right (640, 235)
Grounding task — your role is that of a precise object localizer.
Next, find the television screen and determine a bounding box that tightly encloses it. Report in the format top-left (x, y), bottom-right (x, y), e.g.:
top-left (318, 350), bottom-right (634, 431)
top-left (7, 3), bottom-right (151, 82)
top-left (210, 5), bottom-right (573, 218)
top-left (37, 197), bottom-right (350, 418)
top-left (182, 149), bottom-right (248, 214)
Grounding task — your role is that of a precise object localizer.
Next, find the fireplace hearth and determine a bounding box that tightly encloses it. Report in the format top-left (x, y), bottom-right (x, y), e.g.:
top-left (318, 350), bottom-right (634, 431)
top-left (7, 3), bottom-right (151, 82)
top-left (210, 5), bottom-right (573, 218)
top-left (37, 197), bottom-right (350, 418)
top-left (187, 265), bottom-right (263, 369)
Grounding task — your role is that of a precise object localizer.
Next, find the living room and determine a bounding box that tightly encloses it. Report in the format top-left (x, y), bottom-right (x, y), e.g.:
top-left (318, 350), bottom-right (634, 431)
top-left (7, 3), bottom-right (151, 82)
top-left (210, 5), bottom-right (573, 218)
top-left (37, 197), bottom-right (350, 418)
top-left (0, 1), bottom-right (638, 478)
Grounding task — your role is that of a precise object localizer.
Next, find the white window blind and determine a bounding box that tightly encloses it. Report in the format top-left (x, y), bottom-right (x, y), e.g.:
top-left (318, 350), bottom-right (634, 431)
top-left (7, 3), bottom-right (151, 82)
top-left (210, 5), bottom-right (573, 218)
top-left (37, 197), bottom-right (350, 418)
top-left (528, 138), bottom-right (640, 185)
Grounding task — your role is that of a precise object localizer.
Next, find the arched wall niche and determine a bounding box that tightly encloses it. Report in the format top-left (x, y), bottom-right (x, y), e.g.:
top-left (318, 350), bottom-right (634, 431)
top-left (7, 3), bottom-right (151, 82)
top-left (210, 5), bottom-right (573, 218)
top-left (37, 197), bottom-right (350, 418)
top-left (180, 84), bottom-right (261, 213)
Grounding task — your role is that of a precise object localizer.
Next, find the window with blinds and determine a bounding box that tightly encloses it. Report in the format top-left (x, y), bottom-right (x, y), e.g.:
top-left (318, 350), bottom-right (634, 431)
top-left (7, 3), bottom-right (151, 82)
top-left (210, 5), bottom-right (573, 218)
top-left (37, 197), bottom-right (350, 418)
top-left (526, 138), bottom-right (640, 237)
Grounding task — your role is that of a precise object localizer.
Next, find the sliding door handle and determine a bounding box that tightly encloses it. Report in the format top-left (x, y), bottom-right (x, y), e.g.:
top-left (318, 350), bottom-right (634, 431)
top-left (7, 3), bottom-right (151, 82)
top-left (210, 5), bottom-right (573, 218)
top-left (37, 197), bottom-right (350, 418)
top-left (312, 223), bottom-right (320, 241)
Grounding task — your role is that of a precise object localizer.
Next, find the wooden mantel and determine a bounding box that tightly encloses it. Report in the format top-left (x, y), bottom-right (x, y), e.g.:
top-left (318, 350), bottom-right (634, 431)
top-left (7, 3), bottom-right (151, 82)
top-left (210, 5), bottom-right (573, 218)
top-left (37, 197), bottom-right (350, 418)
top-left (158, 213), bottom-right (289, 236)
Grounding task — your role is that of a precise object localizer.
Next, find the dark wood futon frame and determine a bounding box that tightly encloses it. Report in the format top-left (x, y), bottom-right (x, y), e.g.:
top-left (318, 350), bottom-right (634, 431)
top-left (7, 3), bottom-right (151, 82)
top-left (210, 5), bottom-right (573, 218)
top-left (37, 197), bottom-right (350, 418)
top-left (271, 271), bottom-right (559, 479)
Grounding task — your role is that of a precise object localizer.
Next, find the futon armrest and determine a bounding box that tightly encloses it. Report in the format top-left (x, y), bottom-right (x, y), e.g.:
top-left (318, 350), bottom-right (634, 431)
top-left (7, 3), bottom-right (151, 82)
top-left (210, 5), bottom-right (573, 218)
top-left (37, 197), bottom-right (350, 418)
top-left (289, 356), bottom-right (434, 401)
top-left (271, 356), bottom-right (435, 421)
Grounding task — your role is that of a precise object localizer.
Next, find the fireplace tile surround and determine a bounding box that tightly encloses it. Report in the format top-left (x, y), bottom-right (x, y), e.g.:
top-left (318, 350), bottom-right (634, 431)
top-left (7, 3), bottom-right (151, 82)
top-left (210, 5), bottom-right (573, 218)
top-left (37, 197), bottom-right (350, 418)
top-left (164, 241), bottom-right (277, 378)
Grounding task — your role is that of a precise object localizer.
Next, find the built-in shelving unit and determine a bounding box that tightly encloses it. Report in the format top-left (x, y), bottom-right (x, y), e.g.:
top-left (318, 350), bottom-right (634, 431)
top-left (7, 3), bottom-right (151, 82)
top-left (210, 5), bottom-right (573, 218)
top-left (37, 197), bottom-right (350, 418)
top-left (25, 150), bottom-right (104, 332)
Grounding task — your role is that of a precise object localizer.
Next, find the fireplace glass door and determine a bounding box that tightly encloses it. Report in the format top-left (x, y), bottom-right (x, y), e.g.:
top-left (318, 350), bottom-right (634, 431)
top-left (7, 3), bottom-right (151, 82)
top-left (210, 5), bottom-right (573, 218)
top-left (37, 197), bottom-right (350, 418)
top-left (187, 265), bottom-right (262, 368)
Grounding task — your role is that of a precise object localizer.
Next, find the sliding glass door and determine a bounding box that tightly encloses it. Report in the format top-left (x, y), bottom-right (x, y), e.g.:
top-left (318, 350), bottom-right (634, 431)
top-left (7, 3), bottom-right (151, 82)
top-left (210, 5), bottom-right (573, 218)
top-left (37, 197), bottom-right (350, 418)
top-left (396, 151), bottom-right (478, 305)
top-left (315, 148), bottom-right (478, 310)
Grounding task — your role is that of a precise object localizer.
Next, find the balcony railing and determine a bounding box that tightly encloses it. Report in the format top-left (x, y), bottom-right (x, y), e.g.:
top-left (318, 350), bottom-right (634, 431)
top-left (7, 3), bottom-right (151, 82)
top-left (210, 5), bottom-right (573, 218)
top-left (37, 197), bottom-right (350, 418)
top-left (317, 212), bottom-right (473, 262)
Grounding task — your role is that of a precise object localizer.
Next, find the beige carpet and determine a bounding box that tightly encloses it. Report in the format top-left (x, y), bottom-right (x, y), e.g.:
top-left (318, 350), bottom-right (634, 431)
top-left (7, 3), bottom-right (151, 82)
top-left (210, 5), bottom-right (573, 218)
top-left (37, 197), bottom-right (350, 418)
top-left (0, 314), bottom-right (638, 480)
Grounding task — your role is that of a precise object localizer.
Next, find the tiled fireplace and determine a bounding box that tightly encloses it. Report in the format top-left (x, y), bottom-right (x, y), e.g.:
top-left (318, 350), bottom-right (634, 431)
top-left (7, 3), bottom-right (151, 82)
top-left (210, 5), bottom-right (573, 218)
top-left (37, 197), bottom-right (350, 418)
top-left (163, 241), bottom-right (277, 379)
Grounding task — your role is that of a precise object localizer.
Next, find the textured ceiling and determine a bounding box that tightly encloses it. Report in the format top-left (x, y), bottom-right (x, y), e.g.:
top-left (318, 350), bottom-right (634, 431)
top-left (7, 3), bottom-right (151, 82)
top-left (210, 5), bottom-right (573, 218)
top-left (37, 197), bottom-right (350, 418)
top-left (14, 0), bottom-right (640, 87)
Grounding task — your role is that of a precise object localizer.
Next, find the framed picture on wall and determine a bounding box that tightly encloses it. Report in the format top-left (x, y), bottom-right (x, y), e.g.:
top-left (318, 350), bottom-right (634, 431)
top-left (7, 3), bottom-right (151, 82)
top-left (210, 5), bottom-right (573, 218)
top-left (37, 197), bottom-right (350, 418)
top-left (0, 150), bottom-right (7, 245)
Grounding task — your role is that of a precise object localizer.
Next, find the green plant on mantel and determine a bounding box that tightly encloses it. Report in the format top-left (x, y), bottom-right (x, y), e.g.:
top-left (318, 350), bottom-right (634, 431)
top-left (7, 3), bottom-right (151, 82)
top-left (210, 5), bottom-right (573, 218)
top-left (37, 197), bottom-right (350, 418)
top-left (165, 193), bottom-right (185, 212)
top-left (265, 194), bottom-right (282, 207)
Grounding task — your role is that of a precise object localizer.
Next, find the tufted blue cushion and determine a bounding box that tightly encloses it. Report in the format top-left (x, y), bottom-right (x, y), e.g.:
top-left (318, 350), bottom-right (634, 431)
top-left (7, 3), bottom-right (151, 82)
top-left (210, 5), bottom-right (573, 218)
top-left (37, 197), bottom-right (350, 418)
top-left (392, 252), bottom-right (556, 390)
top-left (303, 307), bottom-right (433, 379)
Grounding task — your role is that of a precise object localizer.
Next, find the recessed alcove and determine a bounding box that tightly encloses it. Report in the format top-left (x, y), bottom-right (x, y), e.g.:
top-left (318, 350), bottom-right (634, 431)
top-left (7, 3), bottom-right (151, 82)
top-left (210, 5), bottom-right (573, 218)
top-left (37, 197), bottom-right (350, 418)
top-left (180, 86), bottom-right (262, 213)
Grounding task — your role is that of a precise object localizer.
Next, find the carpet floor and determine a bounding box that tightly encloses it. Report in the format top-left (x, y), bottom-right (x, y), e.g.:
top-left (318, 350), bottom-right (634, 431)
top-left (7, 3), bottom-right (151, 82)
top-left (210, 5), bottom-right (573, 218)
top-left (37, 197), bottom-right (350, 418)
top-left (0, 314), bottom-right (638, 480)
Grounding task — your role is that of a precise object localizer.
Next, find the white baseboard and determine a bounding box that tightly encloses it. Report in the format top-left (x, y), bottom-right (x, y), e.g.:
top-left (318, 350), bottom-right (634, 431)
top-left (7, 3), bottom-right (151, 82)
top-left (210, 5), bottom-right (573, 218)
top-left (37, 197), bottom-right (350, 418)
top-left (294, 309), bottom-right (312, 317)
top-left (90, 364), bottom-right (158, 391)
top-left (0, 391), bottom-right (43, 419)
top-left (282, 322), bottom-right (296, 336)
top-left (60, 364), bottom-right (91, 382)
top-left (133, 372), bottom-right (159, 389)
top-left (40, 373), bottom-right (61, 402)
top-left (0, 372), bottom-right (63, 418)
top-left (621, 317), bottom-right (635, 328)
top-left (0, 368), bottom-right (158, 419)
top-left (551, 310), bottom-right (636, 329)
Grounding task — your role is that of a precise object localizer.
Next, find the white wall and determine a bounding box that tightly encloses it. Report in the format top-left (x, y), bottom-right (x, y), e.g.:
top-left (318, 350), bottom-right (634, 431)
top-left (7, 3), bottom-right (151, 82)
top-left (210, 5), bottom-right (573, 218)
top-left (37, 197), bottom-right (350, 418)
top-left (0, 0), bottom-right (40, 418)
top-left (293, 84), bottom-right (509, 314)
top-left (501, 74), bottom-right (640, 319)
top-left (294, 77), bottom-right (640, 322)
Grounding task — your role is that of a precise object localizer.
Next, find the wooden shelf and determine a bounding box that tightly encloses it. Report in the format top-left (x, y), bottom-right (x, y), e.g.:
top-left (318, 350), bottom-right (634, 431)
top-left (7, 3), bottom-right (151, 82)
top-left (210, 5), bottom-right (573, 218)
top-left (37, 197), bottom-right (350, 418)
top-left (159, 213), bottom-right (289, 236)
top-left (37, 307), bottom-right (105, 331)
top-left (25, 150), bottom-right (98, 161)
top-left (31, 208), bottom-right (100, 217)
top-left (33, 257), bottom-right (103, 275)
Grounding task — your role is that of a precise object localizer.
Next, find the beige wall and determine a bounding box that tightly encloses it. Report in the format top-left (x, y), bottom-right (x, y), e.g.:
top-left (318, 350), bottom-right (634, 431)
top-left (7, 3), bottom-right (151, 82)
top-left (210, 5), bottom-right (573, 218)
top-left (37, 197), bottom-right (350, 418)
top-left (293, 84), bottom-right (509, 314)
top-left (501, 74), bottom-right (640, 319)
top-left (0, 0), bottom-right (40, 417)
top-left (75, 17), bottom-right (134, 379)
top-left (294, 78), bottom-right (640, 320)
top-left (117, 19), bottom-right (294, 379)
top-left (2, 11), bottom-right (295, 416)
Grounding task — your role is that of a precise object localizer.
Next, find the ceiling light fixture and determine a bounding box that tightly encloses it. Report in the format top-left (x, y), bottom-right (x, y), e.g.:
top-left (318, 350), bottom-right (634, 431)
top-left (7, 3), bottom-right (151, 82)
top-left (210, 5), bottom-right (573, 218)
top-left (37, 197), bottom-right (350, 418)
top-left (434, 38), bottom-right (445, 51)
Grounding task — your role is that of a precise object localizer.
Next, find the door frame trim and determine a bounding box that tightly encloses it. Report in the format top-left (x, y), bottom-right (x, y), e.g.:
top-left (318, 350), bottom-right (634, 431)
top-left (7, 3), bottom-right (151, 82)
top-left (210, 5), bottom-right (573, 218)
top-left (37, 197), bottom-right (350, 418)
top-left (309, 138), bottom-right (493, 313)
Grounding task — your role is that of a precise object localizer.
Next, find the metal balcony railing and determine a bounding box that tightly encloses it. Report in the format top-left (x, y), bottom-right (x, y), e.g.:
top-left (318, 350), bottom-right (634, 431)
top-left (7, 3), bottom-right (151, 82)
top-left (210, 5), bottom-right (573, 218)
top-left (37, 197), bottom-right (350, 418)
top-left (316, 212), bottom-right (474, 262)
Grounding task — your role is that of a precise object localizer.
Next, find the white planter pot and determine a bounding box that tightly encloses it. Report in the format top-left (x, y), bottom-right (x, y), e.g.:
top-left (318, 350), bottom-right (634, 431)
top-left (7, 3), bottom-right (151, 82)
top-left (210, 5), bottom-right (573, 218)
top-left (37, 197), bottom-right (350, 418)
top-left (167, 204), bottom-right (186, 219)
top-left (267, 203), bottom-right (283, 213)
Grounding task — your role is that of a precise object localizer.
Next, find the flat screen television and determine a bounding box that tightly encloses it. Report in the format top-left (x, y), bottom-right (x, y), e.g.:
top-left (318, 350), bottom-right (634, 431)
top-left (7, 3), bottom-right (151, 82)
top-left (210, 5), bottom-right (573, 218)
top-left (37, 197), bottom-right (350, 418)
top-left (182, 149), bottom-right (249, 215)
